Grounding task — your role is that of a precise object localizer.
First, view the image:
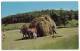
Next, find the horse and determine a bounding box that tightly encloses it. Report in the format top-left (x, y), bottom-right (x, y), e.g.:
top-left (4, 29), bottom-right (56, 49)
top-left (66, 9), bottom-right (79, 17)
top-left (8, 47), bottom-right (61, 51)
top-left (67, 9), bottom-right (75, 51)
top-left (20, 27), bottom-right (28, 38)
top-left (20, 24), bottom-right (37, 39)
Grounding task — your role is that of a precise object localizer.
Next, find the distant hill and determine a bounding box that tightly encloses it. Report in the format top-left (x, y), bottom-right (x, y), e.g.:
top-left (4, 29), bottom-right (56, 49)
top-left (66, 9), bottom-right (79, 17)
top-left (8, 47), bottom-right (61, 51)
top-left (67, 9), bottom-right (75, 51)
top-left (2, 9), bottom-right (78, 26)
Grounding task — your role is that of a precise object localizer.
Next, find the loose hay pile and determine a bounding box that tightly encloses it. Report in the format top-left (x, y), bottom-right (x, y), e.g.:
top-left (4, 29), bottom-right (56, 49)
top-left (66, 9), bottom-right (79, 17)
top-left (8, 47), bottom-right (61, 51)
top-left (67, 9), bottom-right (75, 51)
top-left (30, 15), bottom-right (57, 37)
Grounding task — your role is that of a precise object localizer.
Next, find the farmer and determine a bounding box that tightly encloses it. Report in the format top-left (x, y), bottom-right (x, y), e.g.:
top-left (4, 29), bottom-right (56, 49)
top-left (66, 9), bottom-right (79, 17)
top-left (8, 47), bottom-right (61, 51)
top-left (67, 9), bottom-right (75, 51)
top-left (29, 21), bottom-right (37, 39)
top-left (31, 28), bottom-right (37, 39)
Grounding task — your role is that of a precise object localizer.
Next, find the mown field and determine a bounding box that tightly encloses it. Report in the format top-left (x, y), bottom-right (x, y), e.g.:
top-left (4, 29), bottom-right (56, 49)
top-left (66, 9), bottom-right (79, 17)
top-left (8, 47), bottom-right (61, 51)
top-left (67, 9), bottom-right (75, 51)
top-left (2, 27), bottom-right (78, 50)
top-left (2, 23), bottom-right (30, 31)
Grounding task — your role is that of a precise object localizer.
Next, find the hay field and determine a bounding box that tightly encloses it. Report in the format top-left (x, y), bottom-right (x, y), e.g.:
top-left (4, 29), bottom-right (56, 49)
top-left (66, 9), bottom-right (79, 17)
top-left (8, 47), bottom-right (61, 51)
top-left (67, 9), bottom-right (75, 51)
top-left (2, 27), bottom-right (78, 50)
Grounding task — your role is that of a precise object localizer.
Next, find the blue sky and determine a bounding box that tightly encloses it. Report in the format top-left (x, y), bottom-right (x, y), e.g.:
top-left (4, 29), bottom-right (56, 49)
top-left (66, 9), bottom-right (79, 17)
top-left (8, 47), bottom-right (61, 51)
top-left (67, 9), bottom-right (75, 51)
top-left (1, 1), bottom-right (78, 17)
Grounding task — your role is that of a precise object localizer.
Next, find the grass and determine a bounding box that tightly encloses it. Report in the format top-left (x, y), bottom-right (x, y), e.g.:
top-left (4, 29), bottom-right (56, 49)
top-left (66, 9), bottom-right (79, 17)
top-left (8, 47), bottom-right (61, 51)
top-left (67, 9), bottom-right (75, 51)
top-left (40, 34), bottom-right (78, 49)
top-left (2, 23), bottom-right (30, 31)
top-left (2, 27), bottom-right (78, 50)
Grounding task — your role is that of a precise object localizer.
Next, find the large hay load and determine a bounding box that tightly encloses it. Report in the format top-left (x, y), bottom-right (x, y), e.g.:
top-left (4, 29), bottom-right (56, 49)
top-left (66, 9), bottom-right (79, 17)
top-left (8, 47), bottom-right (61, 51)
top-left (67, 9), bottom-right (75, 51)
top-left (30, 15), bottom-right (57, 37)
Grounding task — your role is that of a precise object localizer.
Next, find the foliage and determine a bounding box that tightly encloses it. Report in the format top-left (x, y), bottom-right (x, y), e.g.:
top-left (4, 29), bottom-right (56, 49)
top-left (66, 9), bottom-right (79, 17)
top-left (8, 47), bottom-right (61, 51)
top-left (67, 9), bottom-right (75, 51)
top-left (2, 9), bottom-right (78, 26)
top-left (66, 19), bottom-right (78, 27)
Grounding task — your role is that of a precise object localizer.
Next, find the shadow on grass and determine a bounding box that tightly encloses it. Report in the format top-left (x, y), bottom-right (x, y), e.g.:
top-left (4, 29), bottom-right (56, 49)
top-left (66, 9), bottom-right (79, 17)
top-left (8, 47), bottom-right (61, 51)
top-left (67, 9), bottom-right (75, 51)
top-left (15, 37), bottom-right (32, 41)
top-left (57, 26), bottom-right (68, 29)
top-left (52, 35), bottom-right (62, 38)
top-left (15, 35), bottom-right (62, 41)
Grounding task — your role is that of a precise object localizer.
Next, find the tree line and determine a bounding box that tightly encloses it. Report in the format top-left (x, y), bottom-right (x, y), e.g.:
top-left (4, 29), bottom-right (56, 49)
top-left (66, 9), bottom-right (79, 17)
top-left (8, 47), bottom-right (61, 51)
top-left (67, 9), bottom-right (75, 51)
top-left (2, 9), bottom-right (78, 26)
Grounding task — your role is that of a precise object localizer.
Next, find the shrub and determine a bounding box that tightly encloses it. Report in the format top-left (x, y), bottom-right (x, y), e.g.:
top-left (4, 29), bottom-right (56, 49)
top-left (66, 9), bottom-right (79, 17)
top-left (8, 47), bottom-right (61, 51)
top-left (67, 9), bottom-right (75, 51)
top-left (66, 19), bottom-right (78, 27)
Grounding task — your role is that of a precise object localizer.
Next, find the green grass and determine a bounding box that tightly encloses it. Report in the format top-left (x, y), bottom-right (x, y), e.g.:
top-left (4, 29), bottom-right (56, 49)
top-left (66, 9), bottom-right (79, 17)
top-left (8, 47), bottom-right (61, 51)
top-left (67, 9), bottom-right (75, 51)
top-left (2, 27), bottom-right (78, 50)
top-left (2, 23), bottom-right (30, 31)
top-left (40, 34), bottom-right (78, 49)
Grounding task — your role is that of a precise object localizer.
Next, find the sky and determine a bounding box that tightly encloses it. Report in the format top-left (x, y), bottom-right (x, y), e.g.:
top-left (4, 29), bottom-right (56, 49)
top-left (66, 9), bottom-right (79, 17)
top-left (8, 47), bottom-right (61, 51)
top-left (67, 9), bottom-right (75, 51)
top-left (1, 1), bottom-right (78, 17)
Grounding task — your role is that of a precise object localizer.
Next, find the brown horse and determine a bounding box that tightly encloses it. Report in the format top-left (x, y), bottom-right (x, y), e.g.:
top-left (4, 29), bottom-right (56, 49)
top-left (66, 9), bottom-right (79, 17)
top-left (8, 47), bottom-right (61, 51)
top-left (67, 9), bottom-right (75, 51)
top-left (20, 26), bottom-right (28, 38)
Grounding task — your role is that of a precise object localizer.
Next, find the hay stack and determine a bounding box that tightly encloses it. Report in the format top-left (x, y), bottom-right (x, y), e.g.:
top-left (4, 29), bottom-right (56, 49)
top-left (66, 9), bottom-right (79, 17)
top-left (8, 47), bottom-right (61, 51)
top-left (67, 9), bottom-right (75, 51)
top-left (30, 15), bottom-right (57, 37)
